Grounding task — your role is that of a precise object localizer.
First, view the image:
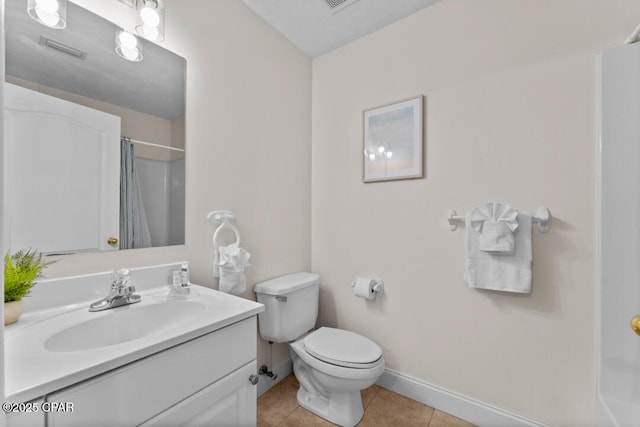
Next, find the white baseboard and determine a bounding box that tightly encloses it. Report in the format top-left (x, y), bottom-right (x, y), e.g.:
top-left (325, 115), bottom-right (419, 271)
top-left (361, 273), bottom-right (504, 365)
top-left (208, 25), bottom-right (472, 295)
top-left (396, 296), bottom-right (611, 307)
top-left (377, 369), bottom-right (548, 427)
top-left (259, 361), bottom-right (547, 427)
top-left (256, 358), bottom-right (293, 397)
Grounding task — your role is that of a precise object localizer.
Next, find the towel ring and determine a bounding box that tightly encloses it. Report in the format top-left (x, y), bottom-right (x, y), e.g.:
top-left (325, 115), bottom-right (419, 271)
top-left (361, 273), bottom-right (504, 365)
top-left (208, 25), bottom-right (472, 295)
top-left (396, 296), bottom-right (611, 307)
top-left (208, 210), bottom-right (241, 247)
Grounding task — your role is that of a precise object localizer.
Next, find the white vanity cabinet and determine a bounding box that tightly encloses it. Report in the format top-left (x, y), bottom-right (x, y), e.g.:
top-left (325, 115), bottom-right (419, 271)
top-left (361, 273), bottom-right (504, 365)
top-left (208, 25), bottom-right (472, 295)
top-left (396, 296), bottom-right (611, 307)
top-left (5, 398), bottom-right (45, 427)
top-left (6, 267), bottom-right (264, 427)
top-left (43, 317), bottom-right (257, 427)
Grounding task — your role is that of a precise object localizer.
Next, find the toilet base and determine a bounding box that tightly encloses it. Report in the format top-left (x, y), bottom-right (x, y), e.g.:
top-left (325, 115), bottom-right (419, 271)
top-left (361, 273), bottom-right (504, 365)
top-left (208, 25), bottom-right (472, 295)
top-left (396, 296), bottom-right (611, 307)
top-left (296, 386), bottom-right (364, 427)
top-left (288, 333), bottom-right (383, 427)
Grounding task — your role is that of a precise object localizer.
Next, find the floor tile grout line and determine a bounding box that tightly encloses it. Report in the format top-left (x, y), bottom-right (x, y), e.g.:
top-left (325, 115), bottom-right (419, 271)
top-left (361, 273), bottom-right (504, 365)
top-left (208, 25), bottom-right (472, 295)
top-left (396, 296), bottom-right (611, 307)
top-left (273, 401), bottom-right (302, 427)
top-left (425, 407), bottom-right (435, 426)
top-left (259, 375), bottom-right (475, 427)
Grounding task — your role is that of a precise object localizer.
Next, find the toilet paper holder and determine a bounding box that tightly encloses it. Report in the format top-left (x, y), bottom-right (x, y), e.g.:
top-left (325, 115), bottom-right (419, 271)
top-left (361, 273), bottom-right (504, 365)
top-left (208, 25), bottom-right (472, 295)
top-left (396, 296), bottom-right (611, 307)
top-left (352, 278), bottom-right (384, 297)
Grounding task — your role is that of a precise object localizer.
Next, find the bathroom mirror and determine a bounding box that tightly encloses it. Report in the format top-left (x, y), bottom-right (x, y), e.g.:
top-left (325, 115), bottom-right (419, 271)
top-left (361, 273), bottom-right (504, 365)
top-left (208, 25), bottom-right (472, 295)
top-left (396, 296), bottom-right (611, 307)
top-left (4, 0), bottom-right (186, 253)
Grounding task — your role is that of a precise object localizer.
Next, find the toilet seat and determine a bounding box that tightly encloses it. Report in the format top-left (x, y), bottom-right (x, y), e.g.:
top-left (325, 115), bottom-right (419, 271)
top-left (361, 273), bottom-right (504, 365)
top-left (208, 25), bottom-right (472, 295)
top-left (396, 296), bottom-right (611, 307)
top-left (304, 327), bottom-right (382, 369)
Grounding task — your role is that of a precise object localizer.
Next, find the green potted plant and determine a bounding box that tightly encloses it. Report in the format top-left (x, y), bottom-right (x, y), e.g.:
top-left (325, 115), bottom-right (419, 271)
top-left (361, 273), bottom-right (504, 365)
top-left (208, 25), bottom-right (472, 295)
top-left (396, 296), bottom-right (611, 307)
top-left (4, 249), bottom-right (54, 325)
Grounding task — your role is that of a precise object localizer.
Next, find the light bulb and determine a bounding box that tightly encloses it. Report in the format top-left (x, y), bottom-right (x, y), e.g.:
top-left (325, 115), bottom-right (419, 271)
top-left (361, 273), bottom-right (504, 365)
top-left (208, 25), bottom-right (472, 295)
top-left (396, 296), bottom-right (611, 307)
top-left (35, 7), bottom-right (60, 26)
top-left (35, 0), bottom-right (59, 11)
top-left (118, 31), bottom-right (138, 49)
top-left (116, 31), bottom-right (142, 61)
top-left (369, 153), bottom-right (376, 161)
top-left (121, 46), bottom-right (140, 61)
top-left (140, 5), bottom-right (160, 27)
top-left (378, 146), bottom-right (385, 153)
top-left (141, 25), bottom-right (159, 41)
top-left (135, 0), bottom-right (164, 41)
top-left (386, 151), bottom-right (393, 159)
top-left (29, 0), bottom-right (65, 28)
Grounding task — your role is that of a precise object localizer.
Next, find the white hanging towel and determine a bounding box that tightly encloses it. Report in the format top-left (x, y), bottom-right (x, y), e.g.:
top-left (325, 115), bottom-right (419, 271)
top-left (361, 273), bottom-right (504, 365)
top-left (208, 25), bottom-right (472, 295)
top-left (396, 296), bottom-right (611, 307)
top-left (469, 202), bottom-right (519, 254)
top-left (214, 242), bottom-right (251, 295)
top-left (464, 213), bottom-right (532, 294)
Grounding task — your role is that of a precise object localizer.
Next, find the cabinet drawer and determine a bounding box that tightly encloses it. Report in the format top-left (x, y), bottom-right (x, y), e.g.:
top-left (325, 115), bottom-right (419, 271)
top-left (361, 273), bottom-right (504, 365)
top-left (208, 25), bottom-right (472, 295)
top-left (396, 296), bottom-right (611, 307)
top-left (48, 318), bottom-right (256, 427)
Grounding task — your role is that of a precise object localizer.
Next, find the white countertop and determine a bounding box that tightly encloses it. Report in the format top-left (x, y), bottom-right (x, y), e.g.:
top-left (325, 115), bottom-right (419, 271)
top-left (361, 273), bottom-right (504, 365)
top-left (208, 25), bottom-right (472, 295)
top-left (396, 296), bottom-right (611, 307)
top-left (5, 284), bottom-right (263, 403)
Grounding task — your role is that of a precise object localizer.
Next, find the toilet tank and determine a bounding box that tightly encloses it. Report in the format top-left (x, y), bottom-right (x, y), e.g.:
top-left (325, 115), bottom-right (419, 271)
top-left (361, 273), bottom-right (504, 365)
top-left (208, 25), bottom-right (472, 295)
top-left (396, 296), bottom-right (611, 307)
top-left (254, 272), bottom-right (320, 343)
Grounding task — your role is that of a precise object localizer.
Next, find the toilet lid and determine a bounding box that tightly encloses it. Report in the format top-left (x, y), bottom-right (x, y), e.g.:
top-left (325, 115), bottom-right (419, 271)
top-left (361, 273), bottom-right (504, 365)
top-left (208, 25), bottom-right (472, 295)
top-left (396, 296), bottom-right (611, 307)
top-left (304, 327), bottom-right (382, 369)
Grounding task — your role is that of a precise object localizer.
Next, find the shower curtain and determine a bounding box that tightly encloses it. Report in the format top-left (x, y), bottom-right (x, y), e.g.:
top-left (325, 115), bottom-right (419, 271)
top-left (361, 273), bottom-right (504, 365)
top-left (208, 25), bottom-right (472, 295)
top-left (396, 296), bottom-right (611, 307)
top-left (120, 139), bottom-right (151, 249)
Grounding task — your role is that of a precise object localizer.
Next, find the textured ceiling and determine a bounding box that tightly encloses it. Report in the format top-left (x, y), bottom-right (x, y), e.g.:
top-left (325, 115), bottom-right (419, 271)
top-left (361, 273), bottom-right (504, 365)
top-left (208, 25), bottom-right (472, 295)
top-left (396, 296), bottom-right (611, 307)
top-left (5, 0), bottom-right (185, 120)
top-left (241, 0), bottom-right (444, 57)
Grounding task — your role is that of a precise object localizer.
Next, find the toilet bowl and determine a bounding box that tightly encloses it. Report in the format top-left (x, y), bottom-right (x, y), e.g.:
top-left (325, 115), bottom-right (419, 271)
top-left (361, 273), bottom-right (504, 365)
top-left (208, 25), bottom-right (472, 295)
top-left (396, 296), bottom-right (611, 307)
top-left (289, 327), bottom-right (385, 426)
top-left (254, 272), bottom-right (385, 427)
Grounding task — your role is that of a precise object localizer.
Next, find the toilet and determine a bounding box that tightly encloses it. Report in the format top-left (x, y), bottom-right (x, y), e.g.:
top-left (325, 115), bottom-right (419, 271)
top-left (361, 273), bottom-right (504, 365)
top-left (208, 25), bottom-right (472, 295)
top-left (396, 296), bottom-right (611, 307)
top-left (254, 272), bottom-right (385, 427)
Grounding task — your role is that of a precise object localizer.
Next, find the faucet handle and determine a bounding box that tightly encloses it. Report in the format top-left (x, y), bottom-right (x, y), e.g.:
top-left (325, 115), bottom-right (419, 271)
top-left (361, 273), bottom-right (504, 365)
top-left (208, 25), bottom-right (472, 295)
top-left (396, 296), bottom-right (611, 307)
top-left (111, 269), bottom-right (132, 296)
top-left (112, 269), bottom-right (130, 285)
top-left (119, 285), bottom-right (136, 297)
top-left (115, 268), bottom-right (130, 279)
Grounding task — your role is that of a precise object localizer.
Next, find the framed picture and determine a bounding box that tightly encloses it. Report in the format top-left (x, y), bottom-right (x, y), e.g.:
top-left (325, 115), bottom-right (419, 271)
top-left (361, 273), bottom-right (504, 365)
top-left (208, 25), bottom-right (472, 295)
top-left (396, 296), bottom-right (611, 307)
top-left (362, 95), bottom-right (423, 182)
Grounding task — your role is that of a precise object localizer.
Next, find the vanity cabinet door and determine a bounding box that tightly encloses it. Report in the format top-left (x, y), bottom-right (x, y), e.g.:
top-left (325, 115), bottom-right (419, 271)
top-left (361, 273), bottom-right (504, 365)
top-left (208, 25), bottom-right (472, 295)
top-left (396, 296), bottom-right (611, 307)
top-left (140, 360), bottom-right (257, 427)
top-left (5, 398), bottom-right (45, 427)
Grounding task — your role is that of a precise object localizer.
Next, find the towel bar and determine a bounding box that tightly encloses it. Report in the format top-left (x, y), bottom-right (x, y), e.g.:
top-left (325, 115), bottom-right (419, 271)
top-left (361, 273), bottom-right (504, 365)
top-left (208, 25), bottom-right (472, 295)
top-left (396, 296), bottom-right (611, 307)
top-left (447, 207), bottom-right (551, 233)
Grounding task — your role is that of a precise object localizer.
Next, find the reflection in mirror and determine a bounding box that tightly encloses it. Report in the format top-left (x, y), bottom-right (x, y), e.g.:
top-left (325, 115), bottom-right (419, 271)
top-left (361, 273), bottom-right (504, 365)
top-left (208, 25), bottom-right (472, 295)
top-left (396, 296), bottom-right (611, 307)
top-left (4, 0), bottom-right (186, 254)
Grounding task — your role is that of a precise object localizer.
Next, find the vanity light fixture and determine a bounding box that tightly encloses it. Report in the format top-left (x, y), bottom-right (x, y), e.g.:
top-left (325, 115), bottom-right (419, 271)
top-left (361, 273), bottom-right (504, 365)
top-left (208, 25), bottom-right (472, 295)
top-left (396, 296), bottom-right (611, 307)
top-left (115, 30), bottom-right (143, 62)
top-left (135, 0), bottom-right (165, 42)
top-left (27, 0), bottom-right (67, 29)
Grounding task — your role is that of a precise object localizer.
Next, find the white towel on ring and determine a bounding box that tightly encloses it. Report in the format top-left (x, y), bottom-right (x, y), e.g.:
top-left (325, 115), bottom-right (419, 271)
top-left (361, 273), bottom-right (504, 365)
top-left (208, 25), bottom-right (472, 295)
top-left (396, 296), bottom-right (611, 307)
top-left (214, 242), bottom-right (251, 295)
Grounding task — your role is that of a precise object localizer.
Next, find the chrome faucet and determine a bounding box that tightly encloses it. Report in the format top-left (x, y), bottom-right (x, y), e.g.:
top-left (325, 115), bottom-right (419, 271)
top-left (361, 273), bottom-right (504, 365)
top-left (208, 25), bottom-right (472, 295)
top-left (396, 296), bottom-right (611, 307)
top-left (89, 269), bottom-right (141, 312)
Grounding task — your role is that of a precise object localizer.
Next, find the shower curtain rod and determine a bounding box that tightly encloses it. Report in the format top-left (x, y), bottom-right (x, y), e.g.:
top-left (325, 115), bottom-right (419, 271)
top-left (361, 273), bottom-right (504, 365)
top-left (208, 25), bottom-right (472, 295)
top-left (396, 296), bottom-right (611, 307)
top-left (122, 136), bottom-right (185, 153)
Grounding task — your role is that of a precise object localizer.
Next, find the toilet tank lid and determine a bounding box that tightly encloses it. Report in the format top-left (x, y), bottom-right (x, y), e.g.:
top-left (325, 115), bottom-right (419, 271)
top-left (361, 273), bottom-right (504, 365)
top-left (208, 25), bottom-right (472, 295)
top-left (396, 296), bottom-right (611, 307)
top-left (254, 272), bottom-right (320, 296)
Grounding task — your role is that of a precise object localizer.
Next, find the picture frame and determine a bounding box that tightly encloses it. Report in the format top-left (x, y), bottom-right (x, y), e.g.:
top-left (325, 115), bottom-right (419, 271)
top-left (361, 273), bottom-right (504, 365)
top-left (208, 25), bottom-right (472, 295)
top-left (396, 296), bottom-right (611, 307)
top-left (362, 95), bottom-right (424, 182)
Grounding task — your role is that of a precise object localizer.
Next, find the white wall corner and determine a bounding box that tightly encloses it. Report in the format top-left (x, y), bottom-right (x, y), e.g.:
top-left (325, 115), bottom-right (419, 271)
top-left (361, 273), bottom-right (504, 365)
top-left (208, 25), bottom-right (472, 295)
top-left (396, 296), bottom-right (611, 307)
top-left (377, 369), bottom-right (548, 427)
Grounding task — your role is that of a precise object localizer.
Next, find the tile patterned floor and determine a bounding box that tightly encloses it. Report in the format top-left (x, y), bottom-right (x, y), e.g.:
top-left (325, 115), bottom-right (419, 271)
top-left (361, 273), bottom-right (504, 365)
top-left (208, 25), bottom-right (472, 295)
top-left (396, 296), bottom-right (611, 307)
top-left (257, 375), bottom-right (476, 427)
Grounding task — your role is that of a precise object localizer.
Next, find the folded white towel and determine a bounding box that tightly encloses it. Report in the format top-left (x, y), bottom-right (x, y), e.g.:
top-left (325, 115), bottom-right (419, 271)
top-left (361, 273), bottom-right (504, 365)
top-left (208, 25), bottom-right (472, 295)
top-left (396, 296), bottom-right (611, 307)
top-left (470, 202), bottom-right (519, 254)
top-left (464, 213), bottom-right (532, 294)
top-left (479, 221), bottom-right (515, 253)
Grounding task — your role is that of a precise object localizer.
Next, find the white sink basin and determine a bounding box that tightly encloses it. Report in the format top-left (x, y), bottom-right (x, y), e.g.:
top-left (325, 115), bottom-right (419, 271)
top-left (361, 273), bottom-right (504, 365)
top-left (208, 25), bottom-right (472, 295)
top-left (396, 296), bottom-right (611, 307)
top-left (44, 300), bottom-right (207, 352)
top-left (5, 281), bottom-right (264, 403)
